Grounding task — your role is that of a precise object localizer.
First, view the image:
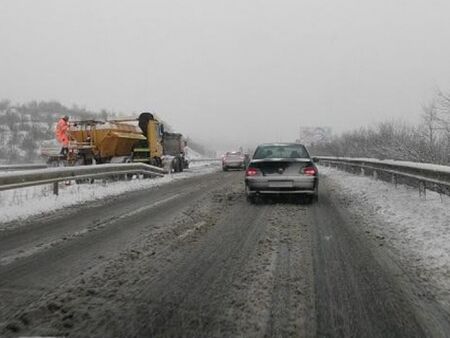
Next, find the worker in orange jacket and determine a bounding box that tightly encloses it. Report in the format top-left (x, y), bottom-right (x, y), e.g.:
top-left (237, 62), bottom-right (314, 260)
top-left (56, 115), bottom-right (70, 156)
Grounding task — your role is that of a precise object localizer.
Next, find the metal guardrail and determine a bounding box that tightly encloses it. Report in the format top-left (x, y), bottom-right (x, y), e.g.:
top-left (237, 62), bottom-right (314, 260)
top-left (0, 159), bottom-right (219, 196)
top-left (316, 156), bottom-right (450, 197)
top-left (0, 164), bottom-right (48, 171)
top-left (0, 163), bottom-right (167, 195)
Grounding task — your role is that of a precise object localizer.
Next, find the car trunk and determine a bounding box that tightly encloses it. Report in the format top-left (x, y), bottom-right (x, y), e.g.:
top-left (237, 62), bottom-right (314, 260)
top-left (225, 155), bottom-right (244, 163)
top-left (250, 160), bottom-right (313, 176)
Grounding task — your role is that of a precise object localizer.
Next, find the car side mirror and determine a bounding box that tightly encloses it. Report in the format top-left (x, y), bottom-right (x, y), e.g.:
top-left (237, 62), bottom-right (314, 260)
top-left (312, 157), bottom-right (319, 163)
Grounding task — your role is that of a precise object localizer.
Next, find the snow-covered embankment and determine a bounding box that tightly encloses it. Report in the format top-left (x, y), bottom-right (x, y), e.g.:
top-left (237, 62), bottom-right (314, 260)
top-left (321, 166), bottom-right (450, 308)
top-left (0, 161), bottom-right (219, 225)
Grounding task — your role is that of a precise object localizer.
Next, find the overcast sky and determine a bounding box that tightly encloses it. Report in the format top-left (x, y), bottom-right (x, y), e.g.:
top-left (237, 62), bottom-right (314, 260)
top-left (1, 0), bottom-right (450, 150)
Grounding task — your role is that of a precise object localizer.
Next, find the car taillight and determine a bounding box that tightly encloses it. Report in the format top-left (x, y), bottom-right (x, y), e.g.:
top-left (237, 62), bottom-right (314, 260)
top-left (246, 167), bottom-right (260, 176)
top-left (303, 166), bottom-right (317, 176)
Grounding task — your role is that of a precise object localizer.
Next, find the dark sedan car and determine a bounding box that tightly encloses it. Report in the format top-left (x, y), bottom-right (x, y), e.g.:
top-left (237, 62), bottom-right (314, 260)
top-left (244, 143), bottom-right (319, 203)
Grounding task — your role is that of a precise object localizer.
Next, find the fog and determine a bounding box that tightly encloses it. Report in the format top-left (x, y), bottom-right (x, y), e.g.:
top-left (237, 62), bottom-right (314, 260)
top-left (1, 0), bottom-right (450, 151)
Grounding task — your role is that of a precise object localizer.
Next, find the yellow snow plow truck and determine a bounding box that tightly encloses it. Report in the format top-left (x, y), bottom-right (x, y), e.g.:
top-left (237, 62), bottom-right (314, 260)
top-left (43, 112), bottom-right (188, 172)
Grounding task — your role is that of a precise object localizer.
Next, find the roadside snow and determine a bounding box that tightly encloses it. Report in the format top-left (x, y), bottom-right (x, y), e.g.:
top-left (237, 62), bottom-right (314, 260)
top-left (318, 156), bottom-right (450, 174)
top-left (320, 166), bottom-right (450, 307)
top-left (184, 146), bottom-right (204, 160)
top-left (0, 162), bottom-right (219, 225)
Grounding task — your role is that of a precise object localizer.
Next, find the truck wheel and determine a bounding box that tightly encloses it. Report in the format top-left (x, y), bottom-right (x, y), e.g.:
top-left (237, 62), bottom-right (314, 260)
top-left (179, 160), bottom-right (184, 172)
top-left (173, 159), bottom-right (181, 173)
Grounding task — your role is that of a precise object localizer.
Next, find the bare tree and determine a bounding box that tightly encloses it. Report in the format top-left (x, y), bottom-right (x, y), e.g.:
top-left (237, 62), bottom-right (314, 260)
top-left (0, 99), bottom-right (10, 111)
top-left (420, 99), bottom-right (441, 162)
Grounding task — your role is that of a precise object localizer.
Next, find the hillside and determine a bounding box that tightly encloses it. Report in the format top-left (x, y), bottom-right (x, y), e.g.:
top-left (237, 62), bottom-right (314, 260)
top-left (0, 100), bottom-right (114, 163)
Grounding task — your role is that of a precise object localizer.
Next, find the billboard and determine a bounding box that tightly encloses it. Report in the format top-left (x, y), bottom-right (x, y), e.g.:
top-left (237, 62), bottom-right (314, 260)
top-left (297, 127), bottom-right (332, 146)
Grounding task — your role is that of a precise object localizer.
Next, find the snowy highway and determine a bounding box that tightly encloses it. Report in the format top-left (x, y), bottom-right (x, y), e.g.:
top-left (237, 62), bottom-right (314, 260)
top-left (0, 169), bottom-right (449, 337)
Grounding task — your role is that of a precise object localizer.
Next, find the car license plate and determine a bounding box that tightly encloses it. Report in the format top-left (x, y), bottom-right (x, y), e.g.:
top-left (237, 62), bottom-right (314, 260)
top-left (269, 181), bottom-right (293, 188)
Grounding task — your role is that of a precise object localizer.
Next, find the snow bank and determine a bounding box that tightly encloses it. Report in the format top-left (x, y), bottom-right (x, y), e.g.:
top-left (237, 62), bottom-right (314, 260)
top-left (184, 146), bottom-right (204, 160)
top-left (320, 166), bottom-right (450, 306)
top-left (0, 163), bottom-right (219, 225)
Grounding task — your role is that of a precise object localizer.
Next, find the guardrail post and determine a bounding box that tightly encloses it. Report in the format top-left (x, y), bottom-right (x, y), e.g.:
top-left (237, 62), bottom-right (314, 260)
top-left (373, 170), bottom-right (378, 180)
top-left (439, 187), bottom-right (444, 203)
top-left (391, 174), bottom-right (397, 187)
top-left (419, 181), bottom-right (426, 199)
top-left (53, 182), bottom-right (59, 196)
top-left (361, 167), bottom-right (365, 176)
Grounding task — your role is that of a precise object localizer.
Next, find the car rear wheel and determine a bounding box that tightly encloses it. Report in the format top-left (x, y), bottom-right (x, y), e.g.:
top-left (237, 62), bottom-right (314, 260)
top-left (304, 194), bottom-right (319, 204)
top-left (245, 186), bottom-right (256, 204)
top-left (246, 194), bottom-right (257, 204)
top-left (312, 183), bottom-right (319, 203)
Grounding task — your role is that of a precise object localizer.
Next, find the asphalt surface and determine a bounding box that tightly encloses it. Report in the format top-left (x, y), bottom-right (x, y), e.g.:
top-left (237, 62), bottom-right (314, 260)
top-left (0, 170), bottom-right (449, 337)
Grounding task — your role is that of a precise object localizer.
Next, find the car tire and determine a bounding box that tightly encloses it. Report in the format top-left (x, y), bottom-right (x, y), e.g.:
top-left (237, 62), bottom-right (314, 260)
top-left (306, 194), bottom-right (319, 204)
top-left (245, 186), bottom-right (256, 204)
top-left (301, 194), bottom-right (314, 204)
top-left (246, 194), bottom-right (256, 204)
top-left (223, 166), bottom-right (228, 171)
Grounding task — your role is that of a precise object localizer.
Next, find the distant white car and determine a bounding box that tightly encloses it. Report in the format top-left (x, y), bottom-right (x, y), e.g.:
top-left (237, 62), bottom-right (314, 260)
top-left (222, 151), bottom-right (246, 171)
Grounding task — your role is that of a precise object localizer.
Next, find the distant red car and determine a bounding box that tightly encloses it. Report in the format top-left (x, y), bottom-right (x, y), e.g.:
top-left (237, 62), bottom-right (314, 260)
top-left (222, 151), bottom-right (246, 171)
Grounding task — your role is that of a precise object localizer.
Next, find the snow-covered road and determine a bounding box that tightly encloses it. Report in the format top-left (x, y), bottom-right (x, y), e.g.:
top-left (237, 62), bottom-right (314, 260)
top-left (1, 169), bottom-right (449, 337)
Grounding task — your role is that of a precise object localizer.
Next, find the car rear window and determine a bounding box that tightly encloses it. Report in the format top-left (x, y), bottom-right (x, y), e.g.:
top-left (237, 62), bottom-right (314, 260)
top-left (253, 145), bottom-right (309, 159)
top-left (225, 152), bottom-right (243, 158)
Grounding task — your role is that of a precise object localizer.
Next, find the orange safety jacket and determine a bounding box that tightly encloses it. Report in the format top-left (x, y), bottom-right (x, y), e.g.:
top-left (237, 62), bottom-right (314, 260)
top-left (56, 118), bottom-right (69, 146)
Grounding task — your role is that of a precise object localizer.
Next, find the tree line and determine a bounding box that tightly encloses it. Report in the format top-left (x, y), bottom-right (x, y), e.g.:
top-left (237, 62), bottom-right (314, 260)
top-left (309, 90), bottom-right (450, 165)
